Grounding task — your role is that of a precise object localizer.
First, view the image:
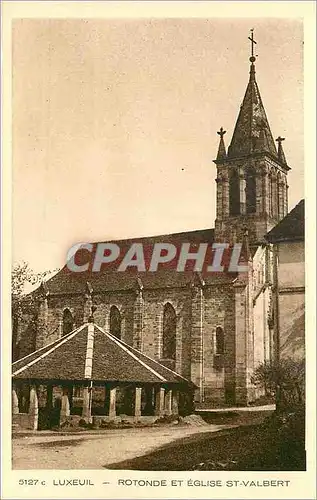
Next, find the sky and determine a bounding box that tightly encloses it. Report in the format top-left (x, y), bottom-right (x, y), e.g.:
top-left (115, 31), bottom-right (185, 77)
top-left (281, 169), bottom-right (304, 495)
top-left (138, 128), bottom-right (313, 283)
top-left (12, 17), bottom-right (304, 273)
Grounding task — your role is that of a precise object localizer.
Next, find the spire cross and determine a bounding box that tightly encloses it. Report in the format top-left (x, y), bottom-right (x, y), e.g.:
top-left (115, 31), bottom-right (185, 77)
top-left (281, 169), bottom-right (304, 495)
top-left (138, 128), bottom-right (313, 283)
top-left (217, 127), bottom-right (226, 138)
top-left (248, 29), bottom-right (257, 60)
top-left (276, 136), bottom-right (285, 145)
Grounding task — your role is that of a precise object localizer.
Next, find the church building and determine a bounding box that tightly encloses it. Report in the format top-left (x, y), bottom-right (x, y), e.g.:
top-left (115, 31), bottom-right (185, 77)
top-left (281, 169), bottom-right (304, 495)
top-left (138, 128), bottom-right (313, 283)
top-left (13, 36), bottom-right (304, 410)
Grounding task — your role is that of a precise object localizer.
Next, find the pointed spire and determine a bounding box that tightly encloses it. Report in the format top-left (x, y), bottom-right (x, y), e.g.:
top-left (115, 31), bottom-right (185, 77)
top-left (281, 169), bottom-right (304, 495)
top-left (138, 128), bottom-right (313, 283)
top-left (216, 127), bottom-right (227, 161)
top-left (227, 30), bottom-right (278, 161)
top-left (276, 136), bottom-right (287, 164)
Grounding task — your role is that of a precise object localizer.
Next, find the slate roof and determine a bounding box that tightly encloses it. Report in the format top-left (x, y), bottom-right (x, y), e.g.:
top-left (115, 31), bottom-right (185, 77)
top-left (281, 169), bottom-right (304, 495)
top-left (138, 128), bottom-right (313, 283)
top-left (265, 200), bottom-right (305, 243)
top-left (226, 62), bottom-right (287, 167)
top-left (39, 227), bottom-right (240, 296)
top-left (12, 323), bottom-right (194, 386)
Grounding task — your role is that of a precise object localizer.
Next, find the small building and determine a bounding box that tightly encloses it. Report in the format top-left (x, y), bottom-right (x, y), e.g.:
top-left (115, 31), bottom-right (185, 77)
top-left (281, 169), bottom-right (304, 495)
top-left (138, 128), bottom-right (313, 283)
top-left (266, 200), bottom-right (305, 359)
top-left (12, 321), bottom-right (195, 430)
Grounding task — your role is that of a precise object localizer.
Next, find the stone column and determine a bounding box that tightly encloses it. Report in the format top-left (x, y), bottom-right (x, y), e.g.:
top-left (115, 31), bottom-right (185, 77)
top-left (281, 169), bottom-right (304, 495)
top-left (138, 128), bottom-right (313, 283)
top-left (82, 386), bottom-right (92, 422)
top-left (37, 293), bottom-right (49, 350)
top-left (134, 387), bottom-right (142, 420)
top-left (222, 175), bottom-right (229, 217)
top-left (190, 285), bottom-right (204, 403)
top-left (255, 172), bottom-right (263, 214)
top-left (154, 387), bottom-right (165, 417)
top-left (12, 385), bottom-right (19, 414)
top-left (233, 270), bottom-right (255, 405)
top-left (60, 387), bottom-right (70, 423)
top-left (172, 391), bottom-right (179, 415)
top-left (239, 172), bottom-right (246, 215)
top-left (133, 281), bottom-right (144, 350)
top-left (109, 387), bottom-right (117, 420)
top-left (278, 178), bottom-right (285, 220)
top-left (284, 181), bottom-right (289, 216)
top-left (164, 389), bottom-right (172, 416)
top-left (216, 177), bottom-right (223, 219)
top-left (271, 171), bottom-right (278, 218)
top-left (29, 385), bottom-right (38, 431)
top-left (261, 168), bottom-right (269, 215)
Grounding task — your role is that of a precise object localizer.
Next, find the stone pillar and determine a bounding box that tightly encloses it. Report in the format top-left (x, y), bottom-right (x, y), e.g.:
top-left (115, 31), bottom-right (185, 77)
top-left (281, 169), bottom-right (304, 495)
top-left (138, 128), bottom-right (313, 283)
top-left (134, 387), bottom-right (142, 420)
top-left (190, 285), bottom-right (204, 403)
top-left (82, 386), bottom-right (92, 422)
top-left (261, 168), bottom-right (269, 215)
top-left (29, 385), bottom-right (38, 430)
top-left (285, 182), bottom-right (289, 215)
top-left (109, 387), bottom-right (117, 420)
top-left (12, 385), bottom-right (19, 414)
top-left (216, 177), bottom-right (223, 219)
top-left (255, 172), bottom-right (263, 214)
top-left (233, 272), bottom-right (255, 406)
top-left (239, 173), bottom-right (246, 215)
top-left (155, 387), bottom-right (165, 417)
top-left (133, 283), bottom-right (144, 350)
top-left (271, 171), bottom-right (278, 218)
top-left (222, 175), bottom-right (229, 217)
top-left (277, 178), bottom-right (285, 220)
top-left (37, 295), bottom-right (48, 350)
top-left (164, 389), bottom-right (172, 416)
top-left (60, 387), bottom-right (70, 423)
top-left (172, 391), bottom-right (179, 415)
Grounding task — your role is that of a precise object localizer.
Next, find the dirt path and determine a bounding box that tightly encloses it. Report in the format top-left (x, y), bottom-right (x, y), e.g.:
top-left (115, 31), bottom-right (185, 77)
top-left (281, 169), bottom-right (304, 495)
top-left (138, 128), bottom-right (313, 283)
top-left (12, 424), bottom-right (227, 470)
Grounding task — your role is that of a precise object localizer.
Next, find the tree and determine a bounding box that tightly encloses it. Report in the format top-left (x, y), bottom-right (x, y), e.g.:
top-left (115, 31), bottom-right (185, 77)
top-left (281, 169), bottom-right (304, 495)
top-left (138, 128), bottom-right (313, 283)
top-left (12, 261), bottom-right (59, 309)
top-left (251, 358), bottom-right (305, 410)
top-left (11, 261), bottom-right (59, 361)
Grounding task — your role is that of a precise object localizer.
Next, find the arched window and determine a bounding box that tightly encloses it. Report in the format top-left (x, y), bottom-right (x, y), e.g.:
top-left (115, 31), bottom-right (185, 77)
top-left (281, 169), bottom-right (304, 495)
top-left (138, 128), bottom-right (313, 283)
top-left (162, 303), bottom-right (176, 361)
top-left (62, 309), bottom-right (74, 336)
top-left (246, 167), bottom-right (256, 214)
top-left (110, 305), bottom-right (121, 339)
top-left (215, 327), bottom-right (224, 355)
top-left (229, 170), bottom-right (240, 216)
top-left (269, 170), bottom-right (275, 217)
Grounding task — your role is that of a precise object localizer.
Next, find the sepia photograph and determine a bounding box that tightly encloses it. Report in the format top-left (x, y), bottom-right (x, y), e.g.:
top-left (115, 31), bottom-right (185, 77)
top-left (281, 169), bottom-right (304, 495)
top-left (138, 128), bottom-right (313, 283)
top-left (1, 2), bottom-right (316, 499)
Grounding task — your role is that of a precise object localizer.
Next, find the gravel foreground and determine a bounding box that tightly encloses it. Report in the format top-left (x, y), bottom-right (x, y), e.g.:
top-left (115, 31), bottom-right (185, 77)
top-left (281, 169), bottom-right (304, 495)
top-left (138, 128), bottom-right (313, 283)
top-left (12, 424), bottom-right (228, 470)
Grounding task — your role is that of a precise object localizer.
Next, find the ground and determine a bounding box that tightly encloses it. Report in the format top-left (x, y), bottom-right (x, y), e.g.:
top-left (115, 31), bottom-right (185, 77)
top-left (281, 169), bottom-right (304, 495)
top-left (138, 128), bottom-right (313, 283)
top-left (12, 425), bottom-right (226, 470)
top-left (12, 407), bottom-right (304, 471)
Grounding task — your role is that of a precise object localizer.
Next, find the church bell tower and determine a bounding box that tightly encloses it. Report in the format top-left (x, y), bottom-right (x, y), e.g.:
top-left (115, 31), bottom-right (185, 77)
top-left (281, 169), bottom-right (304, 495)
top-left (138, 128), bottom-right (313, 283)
top-left (214, 30), bottom-right (290, 246)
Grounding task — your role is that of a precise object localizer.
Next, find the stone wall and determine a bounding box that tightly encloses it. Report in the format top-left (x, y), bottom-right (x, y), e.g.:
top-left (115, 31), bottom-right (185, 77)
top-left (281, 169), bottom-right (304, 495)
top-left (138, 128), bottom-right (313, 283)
top-left (16, 278), bottom-right (261, 407)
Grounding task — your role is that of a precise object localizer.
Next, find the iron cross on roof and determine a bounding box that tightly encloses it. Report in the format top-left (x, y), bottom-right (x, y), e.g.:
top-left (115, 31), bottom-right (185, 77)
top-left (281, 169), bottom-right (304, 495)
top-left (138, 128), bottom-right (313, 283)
top-left (276, 136), bottom-right (285, 145)
top-left (248, 29), bottom-right (257, 62)
top-left (217, 127), bottom-right (226, 138)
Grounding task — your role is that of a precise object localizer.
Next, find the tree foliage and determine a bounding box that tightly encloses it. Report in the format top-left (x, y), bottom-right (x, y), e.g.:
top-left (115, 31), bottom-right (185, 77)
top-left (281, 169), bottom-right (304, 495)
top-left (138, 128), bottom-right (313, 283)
top-left (12, 261), bottom-right (59, 315)
top-left (251, 358), bottom-right (305, 409)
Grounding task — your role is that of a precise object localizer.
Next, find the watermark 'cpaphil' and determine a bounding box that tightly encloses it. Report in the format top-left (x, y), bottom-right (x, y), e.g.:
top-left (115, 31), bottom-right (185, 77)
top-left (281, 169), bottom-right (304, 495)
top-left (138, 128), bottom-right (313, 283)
top-left (66, 242), bottom-right (249, 274)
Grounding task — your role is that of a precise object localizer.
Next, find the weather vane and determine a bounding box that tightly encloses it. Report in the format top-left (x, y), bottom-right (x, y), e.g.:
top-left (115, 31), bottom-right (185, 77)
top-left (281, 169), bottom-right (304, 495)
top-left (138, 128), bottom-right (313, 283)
top-left (248, 28), bottom-right (257, 62)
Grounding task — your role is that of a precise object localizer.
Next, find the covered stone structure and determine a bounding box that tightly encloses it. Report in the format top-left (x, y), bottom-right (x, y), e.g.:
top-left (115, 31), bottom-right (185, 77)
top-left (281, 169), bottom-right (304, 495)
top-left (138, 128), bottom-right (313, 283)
top-left (12, 322), bottom-right (195, 430)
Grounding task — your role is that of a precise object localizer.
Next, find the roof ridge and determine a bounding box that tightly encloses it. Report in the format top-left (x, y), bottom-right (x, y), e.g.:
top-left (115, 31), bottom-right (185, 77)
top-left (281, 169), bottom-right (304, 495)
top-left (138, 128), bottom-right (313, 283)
top-left (12, 324), bottom-right (87, 376)
top-left (94, 325), bottom-right (166, 382)
top-left (84, 323), bottom-right (94, 379)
